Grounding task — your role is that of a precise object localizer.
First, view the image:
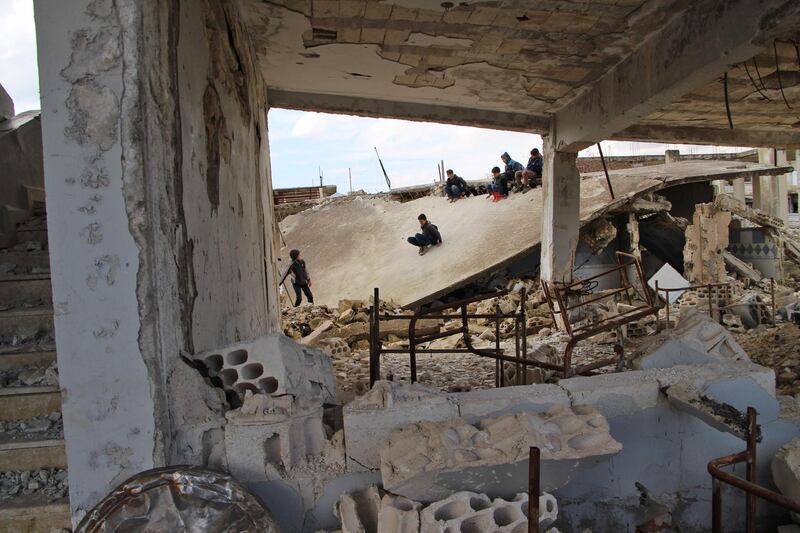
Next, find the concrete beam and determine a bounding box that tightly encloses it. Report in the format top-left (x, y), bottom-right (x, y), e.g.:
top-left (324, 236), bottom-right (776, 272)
top-left (268, 89), bottom-right (550, 134)
top-left (612, 124), bottom-right (800, 150)
top-left (552, 0), bottom-right (800, 152)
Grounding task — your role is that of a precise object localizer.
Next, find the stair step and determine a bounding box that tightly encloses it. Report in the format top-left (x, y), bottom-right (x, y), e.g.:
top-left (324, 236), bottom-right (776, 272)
top-left (0, 308), bottom-right (53, 340)
top-left (0, 387), bottom-right (61, 422)
top-left (0, 277), bottom-right (52, 307)
top-left (0, 497), bottom-right (70, 533)
top-left (0, 440), bottom-right (66, 471)
top-left (0, 251), bottom-right (50, 272)
top-left (0, 350), bottom-right (56, 372)
top-left (13, 230), bottom-right (47, 249)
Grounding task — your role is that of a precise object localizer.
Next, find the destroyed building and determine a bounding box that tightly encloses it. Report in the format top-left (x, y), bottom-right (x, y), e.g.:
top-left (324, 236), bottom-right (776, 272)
top-left (3, 1), bottom-right (800, 532)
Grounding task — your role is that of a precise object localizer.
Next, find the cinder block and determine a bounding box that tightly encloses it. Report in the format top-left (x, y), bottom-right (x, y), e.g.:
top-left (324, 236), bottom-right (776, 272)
top-left (186, 333), bottom-right (335, 405)
top-left (419, 491), bottom-right (557, 532)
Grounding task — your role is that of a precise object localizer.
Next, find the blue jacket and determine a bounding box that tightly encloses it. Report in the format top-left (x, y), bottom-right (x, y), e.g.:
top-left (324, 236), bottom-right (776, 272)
top-left (527, 155), bottom-right (543, 175)
top-left (501, 152), bottom-right (524, 174)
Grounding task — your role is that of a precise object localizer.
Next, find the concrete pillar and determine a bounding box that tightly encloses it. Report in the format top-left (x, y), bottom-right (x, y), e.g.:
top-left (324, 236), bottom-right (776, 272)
top-left (755, 148), bottom-right (775, 211)
top-left (35, 0), bottom-right (279, 521)
top-left (732, 178), bottom-right (746, 202)
top-left (665, 149), bottom-right (680, 165)
top-left (541, 138), bottom-right (580, 283)
top-left (35, 0), bottom-right (169, 518)
top-left (775, 150), bottom-right (790, 223)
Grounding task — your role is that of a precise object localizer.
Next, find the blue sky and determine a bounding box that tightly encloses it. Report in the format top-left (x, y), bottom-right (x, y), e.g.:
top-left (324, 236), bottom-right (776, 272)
top-left (2, 0), bottom-right (750, 195)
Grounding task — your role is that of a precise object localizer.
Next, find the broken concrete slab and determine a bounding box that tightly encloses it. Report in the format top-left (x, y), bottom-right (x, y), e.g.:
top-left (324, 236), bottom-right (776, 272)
top-left (335, 485), bottom-right (382, 533)
top-left (380, 404), bottom-right (621, 502)
top-left (186, 333), bottom-right (335, 405)
top-left (343, 381), bottom-right (459, 471)
top-left (632, 309), bottom-right (749, 370)
top-left (772, 437), bottom-right (800, 523)
top-left (683, 202), bottom-right (731, 284)
top-left (419, 491), bottom-right (557, 533)
top-left (456, 383), bottom-right (569, 422)
top-left (281, 161), bottom-right (792, 308)
top-left (378, 493), bottom-right (422, 533)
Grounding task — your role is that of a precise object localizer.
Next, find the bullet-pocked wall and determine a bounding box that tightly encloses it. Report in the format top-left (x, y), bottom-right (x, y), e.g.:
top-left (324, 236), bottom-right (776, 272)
top-left (34, 0), bottom-right (280, 521)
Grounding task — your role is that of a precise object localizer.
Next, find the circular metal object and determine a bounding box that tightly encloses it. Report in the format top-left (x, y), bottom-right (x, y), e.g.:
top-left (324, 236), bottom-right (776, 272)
top-left (75, 466), bottom-right (278, 532)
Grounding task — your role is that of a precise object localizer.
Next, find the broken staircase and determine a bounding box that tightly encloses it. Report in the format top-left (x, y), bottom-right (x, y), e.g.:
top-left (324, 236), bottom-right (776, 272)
top-left (0, 202), bottom-right (70, 532)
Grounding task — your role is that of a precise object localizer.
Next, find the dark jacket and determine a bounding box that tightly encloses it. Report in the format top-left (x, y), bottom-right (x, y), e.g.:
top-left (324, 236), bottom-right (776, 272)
top-left (283, 259), bottom-right (310, 285)
top-left (501, 152), bottom-right (524, 174)
top-left (446, 174), bottom-right (467, 191)
top-left (421, 221), bottom-right (442, 244)
top-left (527, 155), bottom-right (543, 175)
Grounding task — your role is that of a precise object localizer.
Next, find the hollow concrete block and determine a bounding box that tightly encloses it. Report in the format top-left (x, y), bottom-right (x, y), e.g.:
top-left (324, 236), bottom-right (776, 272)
top-left (187, 333), bottom-right (335, 404)
top-left (419, 491), bottom-right (557, 533)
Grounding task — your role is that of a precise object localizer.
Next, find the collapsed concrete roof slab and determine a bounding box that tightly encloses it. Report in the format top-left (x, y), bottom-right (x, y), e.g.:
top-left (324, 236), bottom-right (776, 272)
top-left (279, 160), bottom-right (792, 308)
top-left (243, 1), bottom-right (800, 146)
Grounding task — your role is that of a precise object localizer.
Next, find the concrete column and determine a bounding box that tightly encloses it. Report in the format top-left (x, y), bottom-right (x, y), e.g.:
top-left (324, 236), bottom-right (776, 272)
top-left (775, 150), bottom-right (790, 223)
top-left (35, 0), bottom-right (168, 518)
top-left (541, 138), bottom-right (580, 283)
top-left (755, 148), bottom-right (775, 211)
top-left (665, 149), bottom-right (680, 165)
top-left (732, 178), bottom-right (746, 202)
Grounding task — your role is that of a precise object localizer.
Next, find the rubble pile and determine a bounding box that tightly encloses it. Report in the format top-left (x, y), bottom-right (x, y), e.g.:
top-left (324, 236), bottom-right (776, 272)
top-left (735, 323), bottom-right (800, 396)
top-left (0, 361), bottom-right (58, 388)
top-left (0, 413), bottom-right (63, 442)
top-left (0, 331), bottom-right (54, 350)
top-left (0, 468), bottom-right (68, 502)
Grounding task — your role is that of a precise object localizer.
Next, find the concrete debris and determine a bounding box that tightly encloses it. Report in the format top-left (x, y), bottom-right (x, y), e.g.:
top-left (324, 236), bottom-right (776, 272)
top-left (0, 468), bottom-right (68, 503)
top-left (225, 392), bottom-right (344, 481)
top-left (635, 482), bottom-right (674, 532)
top-left (344, 381), bottom-right (459, 471)
top-left (420, 491), bottom-right (557, 533)
top-left (380, 404), bottom-right (621, 501)
top-left (335, 485), bottom-right (382, 533)
top-left (333, 487), bottom-right (557, 533)
top-left (0, 361), bottom-right (59, 388)
top-left (683, 202), bottom-right (730, 284)
top-left (772, 437), bottom-right (800, 524)
top-left (737, 323), bottom-right (800, 397)
top-left (186, 333), bottom-right (336, 405)
top-left (633, 309), bottom-right (749, 370)
top-left (663, 381), bottom-right (754, 438)
top-left (580, 217), bottom-right (617, 254)
top-left (378, 493), bottom-right (422, 533)
top-left (0, 413), bottom-right (63, 442)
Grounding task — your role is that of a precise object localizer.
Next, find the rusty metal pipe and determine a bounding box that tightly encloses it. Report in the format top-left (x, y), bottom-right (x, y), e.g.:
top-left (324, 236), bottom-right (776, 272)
top-left (528, 446), bottom-right (540, 533)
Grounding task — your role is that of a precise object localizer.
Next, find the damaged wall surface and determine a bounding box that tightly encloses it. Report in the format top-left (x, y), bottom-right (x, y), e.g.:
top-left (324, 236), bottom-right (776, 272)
top-left (281, 161), bottom-right (791, 308)
top-left (34, 0), bottom-right (281, 520)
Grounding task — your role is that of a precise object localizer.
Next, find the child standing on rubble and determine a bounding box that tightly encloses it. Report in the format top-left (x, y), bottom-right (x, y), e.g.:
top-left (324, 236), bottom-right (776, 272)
top-left (407, 213), bottom-right (442, 255)
top-left (279, 249), bottom-right (314, 306)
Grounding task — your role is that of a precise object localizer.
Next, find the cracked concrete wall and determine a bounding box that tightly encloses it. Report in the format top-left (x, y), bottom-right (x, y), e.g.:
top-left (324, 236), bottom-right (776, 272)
top-left (34, 0), bottom-right (280, 521)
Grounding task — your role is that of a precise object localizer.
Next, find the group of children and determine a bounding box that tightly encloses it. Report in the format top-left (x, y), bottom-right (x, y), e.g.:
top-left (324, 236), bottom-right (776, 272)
top-left (281, 149), bottom-right (544, 306)
top-left (443, 148), bottom-right (544, 203)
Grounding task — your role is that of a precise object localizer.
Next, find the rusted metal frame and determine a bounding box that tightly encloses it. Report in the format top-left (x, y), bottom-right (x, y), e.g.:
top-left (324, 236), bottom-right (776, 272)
top-left (496, 305), bottom-right (502, 387)
top-left (416, 289), bottom-right (510, 316)
top-left (562, 305), bottom-right (660, 377)
top-left (528, 446), bottom-right (541, 533)
top-left (569, 305), bottom-right (653, 336)
top-left (575, 356), bottom-right (622, 375)
top-left (550, 281), bottom-right (573, 336)
top-left (370, 287), bottom-right (381, 386)
top-left (709, 407), bottom-right (800, 532)
top-left (540, 281), bottom-right (559, 328)
top-left (379, 313), bottom-right (515, 321)
top-left (412, 327), bottom-right (468, 345)
top-left (655, 282), bottom-right (731, 330)
top-left (563, 286), bottom-right (632, 311)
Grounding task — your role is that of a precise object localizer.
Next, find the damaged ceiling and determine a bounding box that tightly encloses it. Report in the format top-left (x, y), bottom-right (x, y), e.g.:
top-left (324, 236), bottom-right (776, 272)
top-left (280, 160), bottom-right (792, 308)
top-left (240, 0), bottom-right (800, 144)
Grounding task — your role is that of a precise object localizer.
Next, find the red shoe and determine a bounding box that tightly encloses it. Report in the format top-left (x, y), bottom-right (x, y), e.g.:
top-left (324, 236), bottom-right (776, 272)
top-left (492, 192), bottom-right (502, 202)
